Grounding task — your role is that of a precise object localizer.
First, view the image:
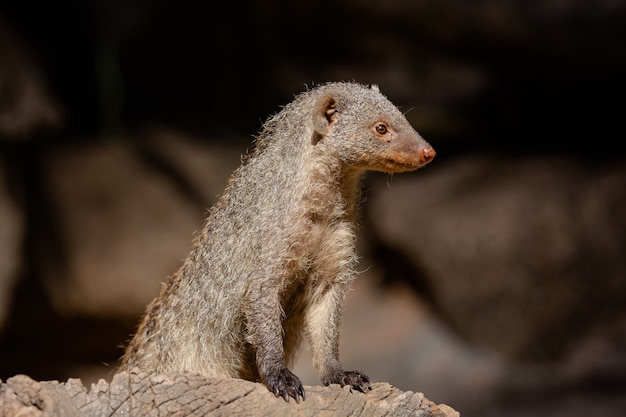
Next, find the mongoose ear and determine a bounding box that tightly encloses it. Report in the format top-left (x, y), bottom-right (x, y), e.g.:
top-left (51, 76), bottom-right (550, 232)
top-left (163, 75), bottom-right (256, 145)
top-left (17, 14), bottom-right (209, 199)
top-left (312, 95), bottom-right (338, 145)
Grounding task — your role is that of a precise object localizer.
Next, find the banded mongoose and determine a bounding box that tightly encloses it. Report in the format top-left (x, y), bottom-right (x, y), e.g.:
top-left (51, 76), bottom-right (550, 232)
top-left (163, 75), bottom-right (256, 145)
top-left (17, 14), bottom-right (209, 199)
top-left (120, 82), bottom-right (436, 402)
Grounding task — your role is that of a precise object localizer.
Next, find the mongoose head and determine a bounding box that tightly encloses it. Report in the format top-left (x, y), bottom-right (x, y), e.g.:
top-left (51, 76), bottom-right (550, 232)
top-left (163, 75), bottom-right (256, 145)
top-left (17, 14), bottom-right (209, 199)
top-left (311, 83), bottom-right (435, 173)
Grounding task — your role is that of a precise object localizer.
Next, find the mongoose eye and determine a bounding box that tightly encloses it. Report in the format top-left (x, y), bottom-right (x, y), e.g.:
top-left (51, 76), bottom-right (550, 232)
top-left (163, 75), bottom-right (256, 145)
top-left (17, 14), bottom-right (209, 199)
top-left (375, 123), bottom-right (388, 135)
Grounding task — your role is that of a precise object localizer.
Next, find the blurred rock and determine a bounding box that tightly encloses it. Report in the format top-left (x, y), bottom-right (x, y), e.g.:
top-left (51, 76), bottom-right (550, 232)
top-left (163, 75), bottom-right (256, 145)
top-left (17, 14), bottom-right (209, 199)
top-left (367, 154), bottom-right (626, 362)
top-left (36, 129), bottom-right (250, 318)
top-left (38, 138), bottom-right (208, 317)
top-left (137, 126), bottom-right (249, 207)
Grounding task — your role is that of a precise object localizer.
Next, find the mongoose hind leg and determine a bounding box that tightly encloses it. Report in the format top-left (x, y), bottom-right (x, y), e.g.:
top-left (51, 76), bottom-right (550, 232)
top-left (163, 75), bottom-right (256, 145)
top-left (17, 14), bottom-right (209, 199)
top-left (329, 369), bottom-right (372, 393)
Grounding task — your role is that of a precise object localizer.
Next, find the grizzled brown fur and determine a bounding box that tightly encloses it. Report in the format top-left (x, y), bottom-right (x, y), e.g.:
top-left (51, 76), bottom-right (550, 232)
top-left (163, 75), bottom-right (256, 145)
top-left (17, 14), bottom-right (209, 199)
top-left (120, 82), bottom-right (435, 402)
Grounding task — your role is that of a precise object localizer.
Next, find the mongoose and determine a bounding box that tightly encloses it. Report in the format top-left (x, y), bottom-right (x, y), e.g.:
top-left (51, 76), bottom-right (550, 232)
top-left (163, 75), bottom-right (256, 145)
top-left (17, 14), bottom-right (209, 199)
top-left (120, 82), bottom-right (435, 402)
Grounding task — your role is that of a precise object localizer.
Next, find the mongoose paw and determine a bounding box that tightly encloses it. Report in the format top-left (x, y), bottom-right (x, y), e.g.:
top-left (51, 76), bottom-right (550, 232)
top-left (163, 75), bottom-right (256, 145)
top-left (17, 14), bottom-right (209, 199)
top-left (263, 367), bottom-right (306, 403)
top-left (339, 370), bottom-right (372, 393)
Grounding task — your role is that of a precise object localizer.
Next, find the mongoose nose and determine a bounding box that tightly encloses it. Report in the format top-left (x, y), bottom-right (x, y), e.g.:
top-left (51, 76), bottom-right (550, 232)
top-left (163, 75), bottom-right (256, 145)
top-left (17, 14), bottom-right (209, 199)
top-left (419, 147), bottom-right (436, 164)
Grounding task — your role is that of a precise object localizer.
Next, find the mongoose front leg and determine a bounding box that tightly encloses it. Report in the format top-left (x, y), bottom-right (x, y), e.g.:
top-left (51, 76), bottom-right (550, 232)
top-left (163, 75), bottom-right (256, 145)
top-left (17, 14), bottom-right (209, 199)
top-left (305, 282), bottom-right (372, 393)
top-left (244, 281), bottom-right (305, 403)
top-left (262, 364), bottom-right (306, 403)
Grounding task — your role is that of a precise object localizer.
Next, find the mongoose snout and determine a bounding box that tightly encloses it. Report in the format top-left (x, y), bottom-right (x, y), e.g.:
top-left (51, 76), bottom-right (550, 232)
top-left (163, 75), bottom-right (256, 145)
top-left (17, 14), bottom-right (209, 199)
top-left (380, 131), bottom-right (436, 172)
top-left (120, 82), bottom-right (435, 403)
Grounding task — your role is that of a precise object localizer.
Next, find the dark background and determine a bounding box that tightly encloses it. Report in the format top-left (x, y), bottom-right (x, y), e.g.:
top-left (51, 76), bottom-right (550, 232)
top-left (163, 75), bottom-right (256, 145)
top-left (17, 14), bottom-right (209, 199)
top-left (2, 1), bottom-right (623, 153)
top-left (1, 1), bottom-right (625, 416)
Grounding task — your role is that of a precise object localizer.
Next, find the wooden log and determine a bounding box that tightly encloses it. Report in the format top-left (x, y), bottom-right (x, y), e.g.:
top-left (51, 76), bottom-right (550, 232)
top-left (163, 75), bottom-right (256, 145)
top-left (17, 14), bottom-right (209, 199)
top-left (0, 369), bottom-right (459, 417)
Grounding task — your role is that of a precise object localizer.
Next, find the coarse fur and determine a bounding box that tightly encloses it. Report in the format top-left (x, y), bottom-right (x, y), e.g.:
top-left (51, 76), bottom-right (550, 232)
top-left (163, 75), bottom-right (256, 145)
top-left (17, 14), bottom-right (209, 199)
top-left (120, 82), bottom-right (435, 402)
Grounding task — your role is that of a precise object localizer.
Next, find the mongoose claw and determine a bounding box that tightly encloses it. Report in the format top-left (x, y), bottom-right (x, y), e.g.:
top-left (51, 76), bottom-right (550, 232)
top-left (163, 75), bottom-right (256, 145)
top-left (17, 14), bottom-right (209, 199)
top-left (264, 367), bottom-right (306, 403)
top-left (340, 370), bottom-right (372, 393)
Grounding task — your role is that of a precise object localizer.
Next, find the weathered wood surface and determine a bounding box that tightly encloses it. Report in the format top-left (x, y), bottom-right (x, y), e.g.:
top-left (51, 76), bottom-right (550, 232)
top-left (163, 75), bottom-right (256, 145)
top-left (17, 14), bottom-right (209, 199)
top-left (0, 369), bottom-right (459, 417)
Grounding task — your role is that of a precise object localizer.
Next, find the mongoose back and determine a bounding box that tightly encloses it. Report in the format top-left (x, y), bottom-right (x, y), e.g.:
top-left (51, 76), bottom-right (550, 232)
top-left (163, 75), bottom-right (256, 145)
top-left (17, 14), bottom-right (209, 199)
top-left (120, 82), bottom-right (435, 402)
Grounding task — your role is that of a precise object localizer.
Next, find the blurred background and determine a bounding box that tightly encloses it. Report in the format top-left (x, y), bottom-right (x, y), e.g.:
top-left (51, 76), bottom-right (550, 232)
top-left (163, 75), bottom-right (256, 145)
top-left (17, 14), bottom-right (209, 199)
top-left (0, 1), bottom-right (625, 416)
